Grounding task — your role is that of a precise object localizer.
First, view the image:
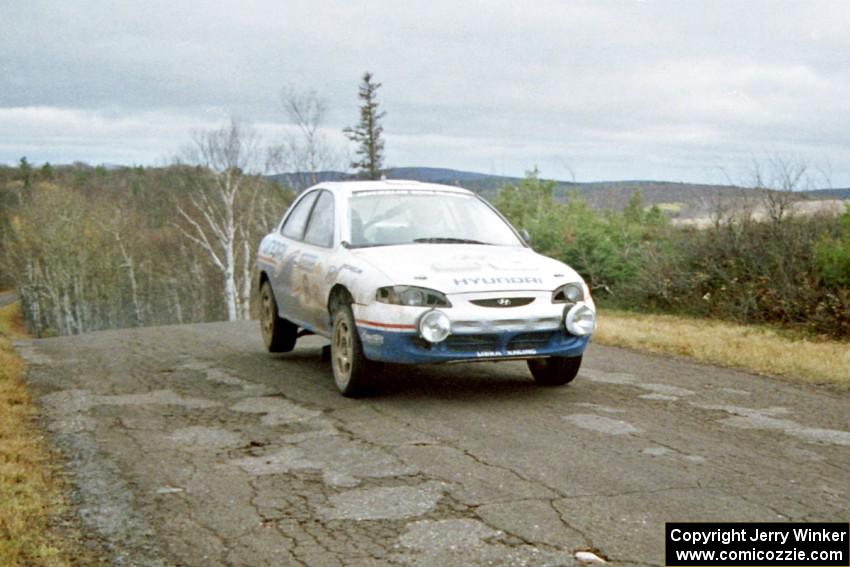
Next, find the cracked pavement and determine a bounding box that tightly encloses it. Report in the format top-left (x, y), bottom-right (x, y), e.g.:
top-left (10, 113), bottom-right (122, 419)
top-left (15, 321), bottom-right (850, 566)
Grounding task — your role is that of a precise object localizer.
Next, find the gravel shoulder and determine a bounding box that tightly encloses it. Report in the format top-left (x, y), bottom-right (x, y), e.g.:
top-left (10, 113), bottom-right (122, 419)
top-left (16, 321), bottom-right (850, 566)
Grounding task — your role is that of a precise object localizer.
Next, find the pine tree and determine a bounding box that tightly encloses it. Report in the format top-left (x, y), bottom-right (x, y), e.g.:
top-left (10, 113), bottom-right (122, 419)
top-left (19, 156), bottom-right (32, 190)
top-left (40, 162), bottom-right (55, 181)
top-left (343, 72), bottom-right (386, 180)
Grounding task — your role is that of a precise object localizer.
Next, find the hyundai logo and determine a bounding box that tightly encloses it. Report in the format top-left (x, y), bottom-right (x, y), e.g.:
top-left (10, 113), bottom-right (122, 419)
top-left (496, 298), bottom-right (512, 306)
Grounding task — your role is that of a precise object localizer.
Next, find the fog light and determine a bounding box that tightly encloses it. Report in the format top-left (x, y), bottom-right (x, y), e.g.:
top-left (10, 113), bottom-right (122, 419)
top-left (565, 303), bottom-right (596, 336)
top-left (418, 310), bottom-right (451, 343)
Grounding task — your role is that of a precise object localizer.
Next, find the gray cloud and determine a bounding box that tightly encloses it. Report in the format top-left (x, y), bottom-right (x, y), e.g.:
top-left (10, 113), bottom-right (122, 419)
top-left (2, 0), bottom-right (849, 184)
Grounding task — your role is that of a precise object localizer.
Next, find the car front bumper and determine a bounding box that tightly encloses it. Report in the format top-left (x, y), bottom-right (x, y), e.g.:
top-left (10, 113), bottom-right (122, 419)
top-left (357, 326), bottom-right (589, 364)
top-left (352, 297), bottom-right (592, 364)
top-left (355, 304), bottom-right (590, 364)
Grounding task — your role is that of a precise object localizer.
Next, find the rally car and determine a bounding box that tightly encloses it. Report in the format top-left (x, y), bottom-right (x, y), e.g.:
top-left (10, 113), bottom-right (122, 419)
top-left (256, 180), bottom-right (596, 396)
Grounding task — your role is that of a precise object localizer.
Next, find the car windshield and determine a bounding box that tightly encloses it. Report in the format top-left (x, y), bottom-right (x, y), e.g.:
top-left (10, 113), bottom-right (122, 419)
top-left (347, 190), bottom-right (524, 248)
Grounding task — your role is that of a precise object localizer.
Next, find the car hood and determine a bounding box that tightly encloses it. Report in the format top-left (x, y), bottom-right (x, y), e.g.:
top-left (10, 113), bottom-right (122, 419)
top-left (350, 244), bottom-right (582, 294)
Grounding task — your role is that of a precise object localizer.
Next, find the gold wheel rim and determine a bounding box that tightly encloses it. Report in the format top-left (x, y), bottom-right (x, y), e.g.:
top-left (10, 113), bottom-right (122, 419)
top-left (333, 318), bottom-right (352, 387)
top-left (261, 288), bottom-right (274, 341)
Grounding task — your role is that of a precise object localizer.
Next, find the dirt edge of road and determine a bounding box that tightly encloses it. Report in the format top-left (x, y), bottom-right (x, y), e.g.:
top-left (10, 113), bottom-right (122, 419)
top-left (0, 299), bottom-right (103, 566)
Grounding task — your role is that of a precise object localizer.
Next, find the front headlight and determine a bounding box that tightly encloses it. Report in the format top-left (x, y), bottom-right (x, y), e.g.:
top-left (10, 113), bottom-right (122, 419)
top-left (376, 286), bottom-right (452, 307)
top-left (552, 282), bottom-right (584, 303)
top-left (565, 303), bottom-right (596, 336)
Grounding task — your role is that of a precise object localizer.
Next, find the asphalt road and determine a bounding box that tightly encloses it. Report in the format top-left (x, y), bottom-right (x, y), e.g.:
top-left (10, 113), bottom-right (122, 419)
top-left (17, 321), bottom-right (850, 566)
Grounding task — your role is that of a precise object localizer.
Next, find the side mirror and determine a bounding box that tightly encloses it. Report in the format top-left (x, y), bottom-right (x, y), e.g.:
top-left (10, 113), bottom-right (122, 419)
top-left (519, 228), bottom-right (531, 245)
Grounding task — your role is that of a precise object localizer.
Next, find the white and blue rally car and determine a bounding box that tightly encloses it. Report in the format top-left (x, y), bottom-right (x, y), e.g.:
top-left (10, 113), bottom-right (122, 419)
top-left (256, 180), bottom-right (596, 396)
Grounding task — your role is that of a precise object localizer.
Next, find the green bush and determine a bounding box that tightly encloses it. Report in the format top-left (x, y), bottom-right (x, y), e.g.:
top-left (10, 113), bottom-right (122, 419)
top-left (496, 171), bottom-right (670, 297)
top-left (814, 205), bottom-right (850, 288)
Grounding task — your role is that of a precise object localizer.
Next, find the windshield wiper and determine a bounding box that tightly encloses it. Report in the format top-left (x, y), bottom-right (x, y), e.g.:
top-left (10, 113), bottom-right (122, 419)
top-left (413, 237), bottom-right (492, 245)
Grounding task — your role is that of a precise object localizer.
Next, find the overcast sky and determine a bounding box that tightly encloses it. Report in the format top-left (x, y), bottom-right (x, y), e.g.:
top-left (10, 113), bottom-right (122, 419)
top-left (2, 0), bottom-right (849, 185)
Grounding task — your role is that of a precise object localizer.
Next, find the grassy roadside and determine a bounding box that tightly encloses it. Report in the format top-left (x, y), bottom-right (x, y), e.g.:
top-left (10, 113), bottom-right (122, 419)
top-left (0, 300), bottom-right (93, 566)
top-left (595, 309), bottom-right (850, 388)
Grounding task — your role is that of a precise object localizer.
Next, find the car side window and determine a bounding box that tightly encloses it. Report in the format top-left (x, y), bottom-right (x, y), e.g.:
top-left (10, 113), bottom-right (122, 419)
top-left (303, 191), bottom-right (335, 247)
top-left (281, 191), bottom-right (319, 240)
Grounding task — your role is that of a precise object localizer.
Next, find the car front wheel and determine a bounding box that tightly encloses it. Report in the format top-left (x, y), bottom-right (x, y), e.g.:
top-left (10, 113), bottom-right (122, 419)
top-left (260, 281), bottom-right (297, 353)
top-left (331, 305), bottom-right (376, 397)
top-left (527, 356), bottom-right (582, 386)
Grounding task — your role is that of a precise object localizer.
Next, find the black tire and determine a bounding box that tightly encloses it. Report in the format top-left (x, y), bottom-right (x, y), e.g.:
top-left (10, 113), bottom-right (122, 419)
top-left (330, 305), bottom-right (377, 397)
top-left (527, 356), bottom-right (582, 386)
top-left (260, 280), bottom-right (297, 353)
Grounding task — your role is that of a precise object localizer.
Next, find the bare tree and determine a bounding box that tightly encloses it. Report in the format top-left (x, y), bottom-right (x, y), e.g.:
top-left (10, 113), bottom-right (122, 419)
top-left (113, 223), bottom-right (143, 327)
top-left (177, 118), bottom-right (263, 321)
top-left (749, 156), bottom-right (811, 224)
top-left (268, 87), bottom-right (342, 191)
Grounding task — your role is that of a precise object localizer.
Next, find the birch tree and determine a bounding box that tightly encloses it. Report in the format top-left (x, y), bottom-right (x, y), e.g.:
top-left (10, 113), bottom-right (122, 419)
top-left (177, 118), bottom-right (263, 321)
top-left (112, 217), bottom-right (143, 326)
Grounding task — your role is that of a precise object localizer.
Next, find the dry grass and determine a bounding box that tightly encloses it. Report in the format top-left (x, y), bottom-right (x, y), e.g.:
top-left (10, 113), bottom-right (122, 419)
top-left (595, 309), bottom-right (850, 387)
top-left (0, 301), bottom-right (94, 566)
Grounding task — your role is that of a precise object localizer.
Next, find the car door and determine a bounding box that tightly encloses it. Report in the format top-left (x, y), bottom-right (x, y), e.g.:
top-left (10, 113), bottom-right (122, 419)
top-left (298, 190), bottom-right (337, 334)
top-left (274, 190), bottom-right (319, 326)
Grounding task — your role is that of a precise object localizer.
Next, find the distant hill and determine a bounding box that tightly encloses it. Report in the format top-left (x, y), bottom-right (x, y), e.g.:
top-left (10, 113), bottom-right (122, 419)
top-left (265, 170), bottom-right (348, 187)
top-left (263, 166), bottom-right (848, 220)
top-left (802, 188), bottom-right (850, 200)
top-left (266, 167), bottom-right (528, 191)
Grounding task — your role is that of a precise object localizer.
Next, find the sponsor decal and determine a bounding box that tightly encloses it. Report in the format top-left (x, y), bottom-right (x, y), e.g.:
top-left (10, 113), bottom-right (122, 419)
top-left (278, 251), bottom-right (300, 281)
top-left (476, 348), bottom-right (537, 358)
top-left (454, 276), bottom-right (543, 286)
top-left (258, 241), bottom-right (288, 266)
top-left (298, 253), bottom-right (319, 271)
top-left (359, 330), bottom-right (385, 346)
top-left (261, 240), bottom-right (288, 258)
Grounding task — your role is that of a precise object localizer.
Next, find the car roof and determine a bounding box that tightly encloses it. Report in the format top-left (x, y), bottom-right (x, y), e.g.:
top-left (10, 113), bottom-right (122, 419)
top-left (311, 179), bottom-right (474, 198)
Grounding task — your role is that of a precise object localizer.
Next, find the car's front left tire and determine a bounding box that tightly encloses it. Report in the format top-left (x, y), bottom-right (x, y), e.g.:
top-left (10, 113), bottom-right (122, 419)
top-left (260, 280), bottom-right (297, 353)
top-left (331, 305), bottom-right (377, 397)
top-left (527, 355), bottom-right (582, 386)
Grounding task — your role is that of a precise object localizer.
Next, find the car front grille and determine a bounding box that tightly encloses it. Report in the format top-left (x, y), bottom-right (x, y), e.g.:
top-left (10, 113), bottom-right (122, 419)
top-left (442, 334), bottom-right (500, 352)
top-left (413, 331), bottom-right (561, 354)
top-left (507, 331), bottom-right (557, 350)
top-left (470, 297), bottom-right (535, 308)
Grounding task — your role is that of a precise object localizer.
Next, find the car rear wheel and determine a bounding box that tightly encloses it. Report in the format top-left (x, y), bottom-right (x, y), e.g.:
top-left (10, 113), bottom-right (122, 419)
top-left (331, 305), bottom-right (376, 397)
top-left (260, 281), bottom-right (297, 353)
top-left (527, 356), bottom-right (582, 386)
